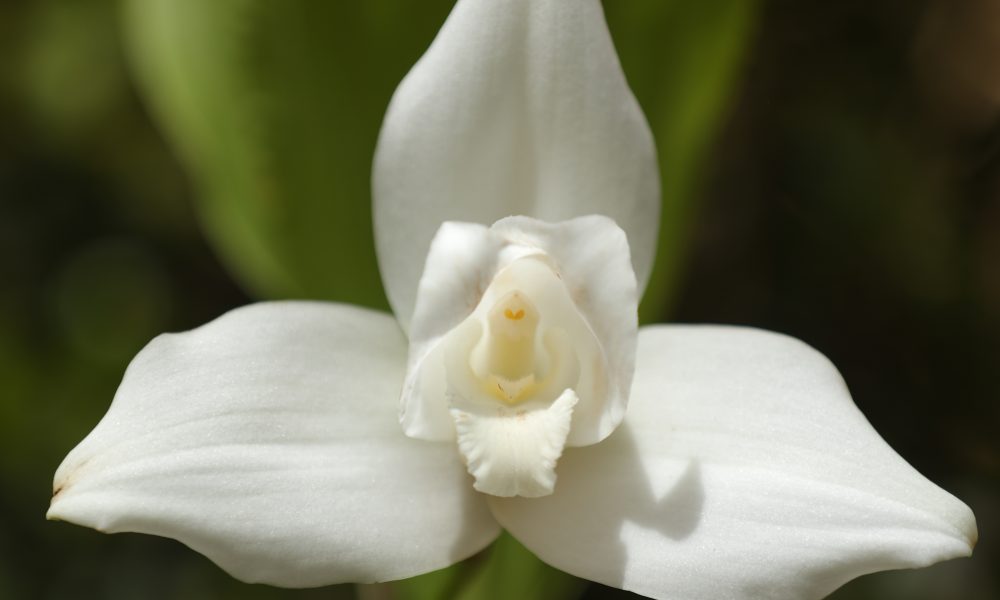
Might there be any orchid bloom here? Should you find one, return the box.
[49,0,976,598]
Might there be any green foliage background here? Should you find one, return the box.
[0,0,996,598]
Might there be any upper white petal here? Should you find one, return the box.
[373,0,659,329]
[48,302,499,587]
[490,325,977,600]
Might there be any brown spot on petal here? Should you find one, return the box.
[51,457,91,502]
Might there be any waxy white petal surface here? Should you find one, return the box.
[48,302,500,587]
[490,325,977,600]
[373,0,659,331]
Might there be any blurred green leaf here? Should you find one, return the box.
[604,0,760,322]
[48,237,172,365]
[379,562,466,600]
[18,0,124,141]
[385,533,582,600]
[122,0,757,316]
[452,533,582,600]
[121,0,454,308]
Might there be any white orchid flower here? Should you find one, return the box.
[49,0,976,598]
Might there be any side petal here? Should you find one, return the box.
[490,325,977,600]
[48,302,499,587]
[401,221,505,441]
[372,0,660,329]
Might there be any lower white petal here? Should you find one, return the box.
[452,390,578,498]
[48,302,499,587]
[490,325,977,600]
[373,0,660,330]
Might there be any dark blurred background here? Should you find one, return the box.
[0,0,996,598]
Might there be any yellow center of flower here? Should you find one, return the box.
[443,259,581,412]
[474,291,541,404]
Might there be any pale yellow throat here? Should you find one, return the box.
[473,290,542,404]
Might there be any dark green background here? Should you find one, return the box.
[1,0,996,598]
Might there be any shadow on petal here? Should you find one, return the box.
[490,422,705,590]
[637,455,704,541]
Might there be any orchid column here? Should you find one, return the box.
[50,1,976,599]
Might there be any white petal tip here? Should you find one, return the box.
[959,510,979,555]
[48,463,83,520]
